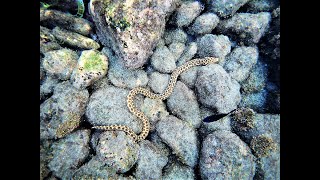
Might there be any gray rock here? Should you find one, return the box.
[135,140,168,179]
[52,27,100,50]
[40,26,61,54]
[241,60,268,94]
[224,46,259,82]
[245,0,280,13]
[167,81,201,128]
[168,42,185,62]
[148,71,170,94]
[205,0,250,18]
[156,115,199,167]
[71,49,108,89]
[151,46,176,73]
[199,116,232,139]
[40,75,60,100]
[86,86,143,133]
[40,140,53,180]
[162,161,194,180]
[200,130,256,179]
[40,81,89,139]
[176,42,198,66]
[173,1,203,27]
[96,131,139,173]
[217,12,271,45]
[239,88,267,113]
[73,156,117,179]
[179,66,198,89]
[103,48,149,89]
[195,64,241,114]
[255,150,280,180]
[42,48,79,80]
[149,133,171,157]
[89,0,181,69]
[188,13,219,35]
[196,34,231,59]
[48,130,91,179]
[199,106,216,120]
[164,28,188,45]
[40,9,92,36]
[141,98,169,131]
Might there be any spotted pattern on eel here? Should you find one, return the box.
[92,57,219,142]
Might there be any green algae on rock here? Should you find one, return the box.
[89,0,181,69]
[71,49,108,89]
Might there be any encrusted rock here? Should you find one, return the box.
[195,64,241,114]
[148,71,170,94]
[103,48,149,89]
[164,28,188,45]
[239,88,268,113]
[196,34,231,60]
[96,131,139,173]
[156,115,199,167]
[244,0,280,13]
[176,42,198,66]
[89,0,181,69]
[40,26,61,54]
[40,75,60,100]
[151,45,176,73]
[223,46,259,82]
[188,13,219,35]
[168,42,185,62]
[167,81,201,128]
[162,161,194,180]
[200,130,256,179]
[40,81,89,139]
[172,1,203,27]
[241,60,268,94]
[205,0,250,18]
[86,86,143,133]
[48,130,90,179]
[42,48,79,80]
[40,9,92,36]
[71,49,108,89]
[141,98,169,131]
[135,140,168,179]
[199,115,232,139]
[52,27,100,50]
[217,12,271,45]
[179,66,198,89]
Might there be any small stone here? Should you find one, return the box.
[151,46,176,73]
[196,34,231,59]
[164,28,188,45]
[103,47,149,89]
[141,97,169,131]
[162,161,195,180]
[156,115,199,167]
[205,0,250,18]
[71,49,108,89]
[173,1,203,27]
[86,86,143,134]
[135,140,168,179]
[148,71,170,94]
[42,48,79,80]
[188,13,219,35]
[195,64,241,114]
[48,130,90,179]
[168,42,185,62]
[217,12,271,45]
[177,42,198,66]
[223,46,259,82]
[167,81,201,128]
[200,130,256,179]
[96,131,139,173]
[52,27,100,50]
